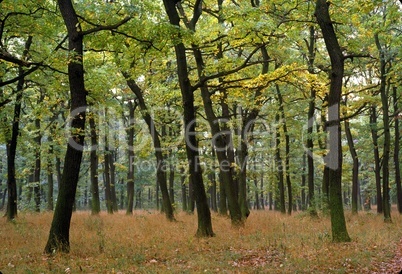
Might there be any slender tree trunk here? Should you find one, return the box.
[393,86,402,214]
[33,117,41,212]
[260,171,265,210]
[47,150,54,211]
[181,168,188,212]
[169,160,175,205]
[275,113,286,214]
[6,36,32,220]
[375,33,391,223]
[89,114,100,215]
[126,101,135,214]
[104,133,113,214]
[306,25,317,216]
[370,106,383,213]
[344,118,359,214]
[109,149,118,211]
[301,152,307,211]
[315,0,350,242]
[45,0,87,253]
[163,0,214,236]
[192,46,243,226]
[124,76,174,221]
[275,84,292,215]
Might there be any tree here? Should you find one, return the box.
[162,0,214,237]
[315,0,350,242]
[45,0,130,253]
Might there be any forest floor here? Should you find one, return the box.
[1,209,402,273]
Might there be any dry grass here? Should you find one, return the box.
[1,209,402,273]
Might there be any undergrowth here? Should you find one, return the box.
[0,210,401,273]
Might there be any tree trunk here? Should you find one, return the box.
[315,0,350,242]
[192,46,243,226]
[275,84,292,215]
[301,152,307,211]
[370,106,383,214]
[47,148,54,211]
[33,117,41,212]
[104,130,114,214]
[45,0,87,253]
[126,101,135,215]
[393,86,402,214]
[344,118,359,214]
[124,76,174,221]
[109,149,118,211]
[181,168,188,212]
[375,33,392,223]
[306,25,317,216]
[275,113,286,214]
[89,114,100,215]
[6,36,32,220]
[218,172,227,215]
[163,0,214,237]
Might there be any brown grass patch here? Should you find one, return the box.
[0,210,401,273]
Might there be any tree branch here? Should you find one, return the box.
[80,16,131,36]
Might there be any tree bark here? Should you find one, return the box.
[33,117,41,212]
[45,0,87,253]
[126,101,135,215]
[47,146,54,211]
[6,36,32,220]
[89,114,100,215]
[393,86,402,214]
[275,84,292,215]
[315,0,351,242]
[163,0,214,236]
[344,118,359,214]
[306,26,317,216]
[275,113,286,214]
[370,106,383,214]
[124,76,174,221]
[375,33,392,223]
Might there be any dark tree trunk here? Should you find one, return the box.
[192,46,243,226]
[109,149,118,211]
[275,113,286,214]
[6,36,32,220]
[218,172,227,215]
[370,106,383,214]
[104,132,114,214]
[260,171,265,210]
[169,161,175,205]
[306,26,317,216]
[301,152,307,211]
[124,76,174,221]
[45,0,87,253]
[163,0,214,236]
[47,149,54,211]
[33,117,41,212]
[55,156,62,189]
[393,86,402,214]
[208,171,218,212]
[275,84,292,215]
[375,33,392,223]
[89,114,100,215]
[126,101,135,215]
[315,0,350,242]
[181,168,188,212]
[6,84,21,220]
[344,117,359,214]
